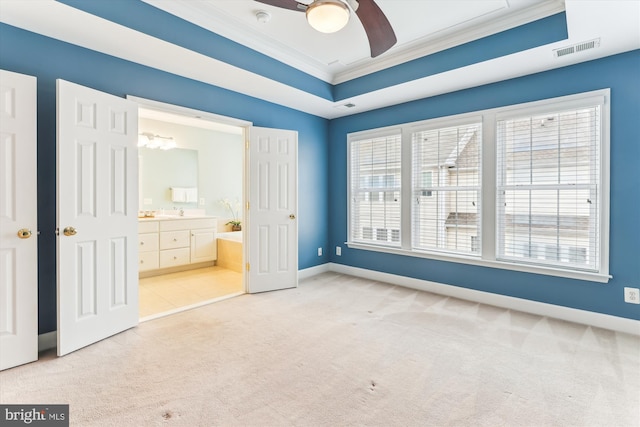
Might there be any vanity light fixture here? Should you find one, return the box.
[306,0,349,34]
[138,132,176,150]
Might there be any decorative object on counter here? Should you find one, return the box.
[220,198,242,231]
[139,211,156,218]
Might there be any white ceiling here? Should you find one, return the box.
[1,0,639,120]
[142,0,565,83]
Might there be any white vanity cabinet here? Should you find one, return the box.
[191,228,217,263]
[138,217,217,275]
[138,221,159,272]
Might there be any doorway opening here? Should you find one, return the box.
[131,98,251,321]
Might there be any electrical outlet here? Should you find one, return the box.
[624,287,640,304]
[199,197,205,206]
[317,247,322,256]
[336,246,342,256]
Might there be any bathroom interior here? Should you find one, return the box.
[137,108,245,320]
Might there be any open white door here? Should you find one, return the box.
[57,80,138,356]
[0,70,38,370]
[248,127,298,293]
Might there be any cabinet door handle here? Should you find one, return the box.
[140,241,144,245]
[173,238,177,242]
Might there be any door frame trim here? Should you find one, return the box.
[127,96,253,129]
[127,95,253,294]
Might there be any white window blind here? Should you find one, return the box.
[411,123,482,255]
[346,90,609,282]
[496,105,601,271]
[350,133,402,246]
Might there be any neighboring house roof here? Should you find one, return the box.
[507,214,590,231]
[444,213,589,231]
[445,212,478,227]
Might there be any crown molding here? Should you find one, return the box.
[332,0,566,84]
[142,0,566,85]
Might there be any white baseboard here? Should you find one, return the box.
[38,331,57,352]
[299,263,331,280]
[327,263,640,336]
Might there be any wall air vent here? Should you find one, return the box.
[553,38,600,58]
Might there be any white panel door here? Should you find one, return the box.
[57,79,138,356]
[248,127,298,293]
[0,70,38,370]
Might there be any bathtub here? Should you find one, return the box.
[217,232,243,273]
[217,231,243,242]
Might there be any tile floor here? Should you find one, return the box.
[139,266,244,318]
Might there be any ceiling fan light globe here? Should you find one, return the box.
[306,0,349,34]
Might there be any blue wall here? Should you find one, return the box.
[329,50,640,321]
[0,23,330,334]
[1,18,638,335]
[57,0,334,101]
[334,12,568,100]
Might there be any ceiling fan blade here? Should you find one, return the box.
[354,0,397,57]
[254,0,306,12]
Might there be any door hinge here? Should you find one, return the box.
[245,139,249,150]
[246,262,250,272]
[246,201,250,210]
[55,227,59,236]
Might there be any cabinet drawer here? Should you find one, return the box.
[159,248,190,268]
[139,233,159,253]
[139,251,159,272]
[160,230,190,250]
[138,220,159,233]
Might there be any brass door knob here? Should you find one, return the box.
[289,214,296,220]
[63,226,77,236]
[17,228,32,239]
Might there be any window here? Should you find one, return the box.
[411,122,481,255]
[496,104,602,272]
[347,90,610,282]
[350,132,401,246]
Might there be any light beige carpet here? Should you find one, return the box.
[1,272,639,426]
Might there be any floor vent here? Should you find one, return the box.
[554,38,600,58]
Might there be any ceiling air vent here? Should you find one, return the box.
[334,102,357,111]
[554,38,600,58]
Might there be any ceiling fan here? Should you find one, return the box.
[254,0,397,58]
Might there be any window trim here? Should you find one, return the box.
[346,90,611,283]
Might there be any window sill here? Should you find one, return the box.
[345,242,611,283]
